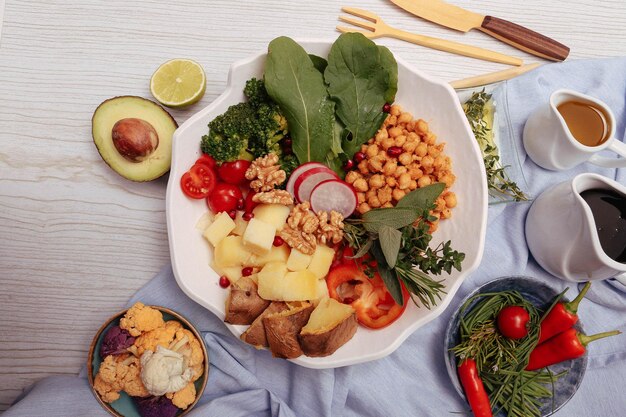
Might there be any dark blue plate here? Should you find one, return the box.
[444,276,587,417]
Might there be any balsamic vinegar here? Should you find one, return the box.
[580,188,626,263]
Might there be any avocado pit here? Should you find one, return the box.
[112,118,159,162]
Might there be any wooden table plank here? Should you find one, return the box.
[1,0,626,411]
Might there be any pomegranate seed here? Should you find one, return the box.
[387,146,402,157]
[228,210,236,219]
[273,236,284,246]
[382,103,391,113]
[243,212,254,221]
[283,146,293,156]
[219,276,230,288]
[354,151,366,163]
[342,159,355,171]
[236,198,244,210]
[283,137,292,147]
[242,267,253,277]
[343,297,354,304]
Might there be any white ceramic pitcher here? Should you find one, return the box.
[526,173,626,284]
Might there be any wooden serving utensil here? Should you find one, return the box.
[450,63,542,89]
[338,7,522,66]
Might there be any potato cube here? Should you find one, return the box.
[312,279,330,306]
[195,212,213,231]
[258,268,318,301]
[307,245,336,279]
[214,235,252,267]
[248,244,290,267]
[287,249,313,271]
[203,211,236,247]
[221,266,243,284]
[242,218,276,255]
[252,204,291,231]
[232,211,248,236]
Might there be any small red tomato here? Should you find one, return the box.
[218,160,251,185]
[497,306,530,340]
[180,163,217,199]
[196,154,217,170]
[206,183,243,213]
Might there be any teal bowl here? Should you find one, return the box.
[87,306,209,417]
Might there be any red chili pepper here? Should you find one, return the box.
[458,359,493,417]
[526,328,621,371]
[538,282,591,344]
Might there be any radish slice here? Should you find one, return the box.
[310,179,358,217]
[294,167,338,203]
[286,162,330,197]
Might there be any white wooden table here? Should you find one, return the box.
[1,0,625,410]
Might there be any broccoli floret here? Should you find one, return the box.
[279,153,299,181]
[201,102,255,162]
[244,77,271,106]
[248,102,288,158]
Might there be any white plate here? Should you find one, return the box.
[166,39,488,369]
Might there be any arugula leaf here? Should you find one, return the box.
[379,226,402,268]
[265,37,335,164]
[396,183,446,210]
[361,207,418,233]
[371,241,404,305]
[324,33,398,156]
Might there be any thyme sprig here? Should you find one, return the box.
[463,91,528,202]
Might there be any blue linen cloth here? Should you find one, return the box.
[5,58,626,417]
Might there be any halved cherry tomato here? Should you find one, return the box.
[218,160,251,185]
[207,182,243,213]
[196,154,217,170]
[326,263,409,329]
[180,163,217,199]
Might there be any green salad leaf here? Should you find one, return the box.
[308,54,328,73]
[324,33,398,156]
[264,37,335,164]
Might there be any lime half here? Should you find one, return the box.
[150,59,206,108]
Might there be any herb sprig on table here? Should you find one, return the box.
[344,183,465,308]
[452,290,566,417]
[463,91,528,202]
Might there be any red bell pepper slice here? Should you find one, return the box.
[326,263,408,329]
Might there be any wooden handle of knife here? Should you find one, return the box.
[479,16,570,61]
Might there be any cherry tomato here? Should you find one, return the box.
[326,263,409,329]
[497,305,530,340]
[217,160,251,185]
[206,182,243,213]
[196,154,217,170]
[244,190,258,213]
[180,163,217,199]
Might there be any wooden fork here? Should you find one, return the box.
[338,7,522,66]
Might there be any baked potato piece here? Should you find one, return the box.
[263,302,314,359]
[224,276,270,325]
[299,297,357,357]
[240,301,288,348]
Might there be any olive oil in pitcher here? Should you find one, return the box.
[557,100,610,147]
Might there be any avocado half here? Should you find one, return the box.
[92,96,178,182]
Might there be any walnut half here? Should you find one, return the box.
[245,153,286,192]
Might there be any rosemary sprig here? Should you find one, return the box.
[463,91,528,202]
[451,291,565,417]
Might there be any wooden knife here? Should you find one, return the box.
[389,0,569,61]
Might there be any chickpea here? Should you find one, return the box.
[398,152,412,166]
[398,173,411,190]
[375,129,388,141]
[390,104,402,116]
[403,140,418,153]
[444,192,457,208]
[353,178,368,192]
[441,208,452,219]
[345,170,361,184]
[416,119,429,134]
[377,186,392,205]
[429,220,439,234]
[395,135,407,147]
[381,137,395,150]
[421,155,434,169]
[394,166,408,178]
[386,115,397,126]
[358,160,369,175]
[406,120,417,132]
[416,142,428,157]
[368,156,384,172]
[365,189,377,200]
[388,126,403,138]
[383,160,397,177]
[418,175,432,188]
[408,180,417,190]
[366,144,380,158]
[383,202,394,208]
[398,112,413,124]
[433,155,446,170]
[356,192,366,204]
[440,173,456,187]
[435,197,446,211]
[358,203,371,214]
[408,165,423,180]
[368,195,381,208]
[369,174,385,189]
[386,176,397,187]
[392,188,406,201]
[425,132,437,145]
